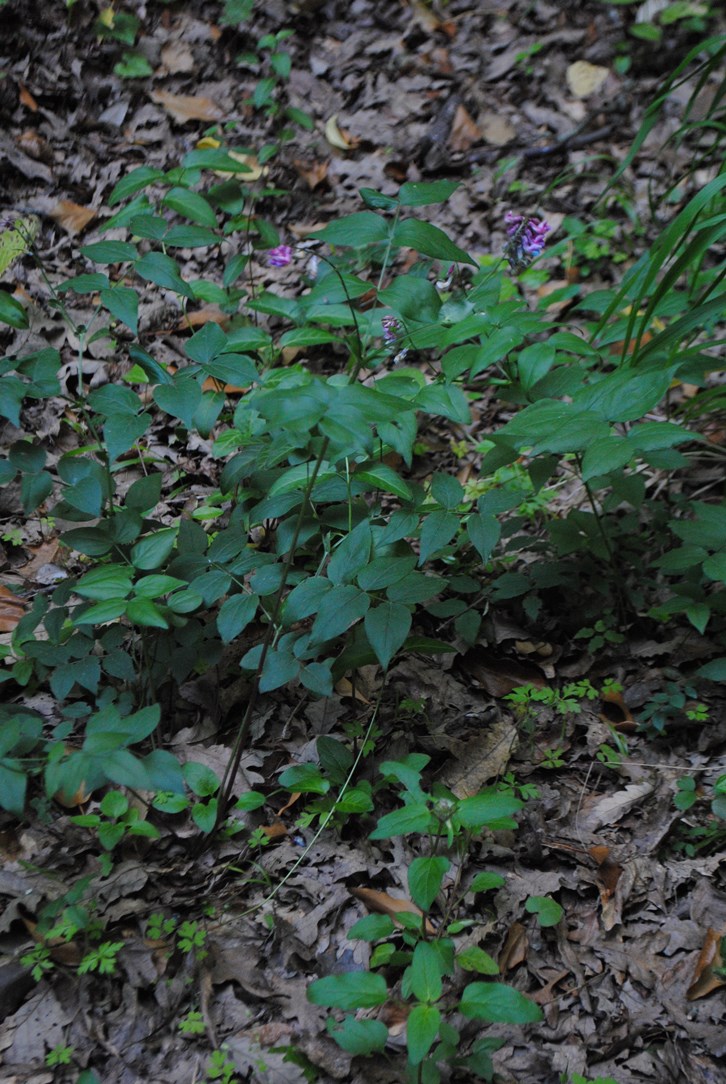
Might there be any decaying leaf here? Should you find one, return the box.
[579,781,654,832]
[449,104,482,152]
[566,60,609,99]
[687,928,726,1000]
[294,159,329,190]
[599,688,637,732]
[150,90,223,123]
[442,715,519,797]
[324,114,359,151]
[0,585,26,632]
[349,886,436,935]
[461,646,547,697]
[49,200,96,235]
[498,921,528,971]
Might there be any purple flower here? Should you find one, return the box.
[504,212,551,271]
[267,245,294,267]
[382,315,402,348]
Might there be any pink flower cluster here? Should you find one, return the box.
[504,211,551,271]
[267,245,294,267]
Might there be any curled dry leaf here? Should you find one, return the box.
[49,200,96,236]
[324,114,359,152]
[460,646,547,697]
[599,688,637,732]
[498,921,528,971]
[349,886,436,935]
[150,90,223,123]
[0,585,26,632]
[687,927,726,1001]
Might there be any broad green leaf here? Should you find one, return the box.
[76,566,133,601]
[60,527,113,557]
[0,291,28,329]
[525,895,564,927]
[134,251,195,299]
[308,971,388,1010]
[100,287,139,333]
[0,760,27,815]
[326,1016,388,1056]
[162,187,218,228]
[73,599,127,625]
[154,376,202,429]
[364,601,412,669]
[133,574,187,598]
[282,577,331,625]
[317,735,353,785]
[125,597,169,628]
[460,982,542,1024]
[431,472,464,510]
[697,658,726,681]
[414,383,471,423]
[216,593,258,642]
[354,464,413,501]
[393,219,476,266]
[457,945,500,974]
[467,513,500,563]
[406,1004,441,1066]
[470,871,506,894]
[130,528,177,570]
[80,241,138,263]
[418,510,459,564]
[369,801,431,839]
[327,520,372,585]
[347,914,396,941]
[398,180,459,206]
[311,212,390,248]
[410,941,443,1003]
[456,790,522,830]
[311,585,370,644]
[408,856,450,911]
[108,166,165,205]
[358,555,418,592]
[278,762,329,795]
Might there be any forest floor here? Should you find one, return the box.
[0,1,725,1083]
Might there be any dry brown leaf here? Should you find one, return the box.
[599,688,637,732]
[461,646,547,697]
[478,111,515,147]
[49,200,96,236]
[579,781,654,832]
[324,114,359,151]
[498,921,528,971]
[175,307,230,331]
[687,927,726,1000]
[18,83,38,111]
[448,104,481,152]
[150,90,223,123]
[17,129,51,162]
[293,158,329,190]
[566,60,609,99]
[0,585,26,632]
[260,822,288,841]
[160,41,195,74]
[442,715,519,798]
[349,887,436,935]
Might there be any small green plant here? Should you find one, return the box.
[307,757,542,1078]
[206,1047,239,1083]
[77,940,124,976]
[145,913,208,961]
[178,1009,206,1037]
[21,944,54,982]
[638,679,708,735]
[45,1042,75,1067]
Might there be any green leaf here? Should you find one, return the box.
[134,574,187,598]
[278,762,329,795]
[327,520,373,585]
[0,291,28,329]
[408,856,450,911]
[162,187,218,228]
[406,1004,441,1066]
[457,945,500,974]
[460,982,542,1024]
[410,941,443,1003]
[414,383,471,423]
[308,971,388,1010]
[456,790,522,830]
[697,658,726,681]
[467,513,501,563]
[0,760,27,815]
[76,566,133,601]
[418,510,459,564]
[354,464,413,501]
[326,1016,388,1056]
[310,212,390,248]
[347,914,396,941]
[311,585,370,643]
[130,528,177,570]
[398,180,459,206]
[60,527,113,557]
[108,166,165,206]
[134,251,195,299]
[216,593,258,643]
[470,871,506,894]
[358,555,418,592]
[282,577,331,625]
[525,895,563,927]
[103,412,150,463]
[125,597,169,629]
[317,735,353,785]
[100,287,139,333]
[369,801,431,839]
[431,472,464,510]
[392,219,476,266]
[74,598,128,625]
[80,241,138,263]
[364,601,412,669]
[154,376,202,429]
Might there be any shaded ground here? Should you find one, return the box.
[1,2,725,1083]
